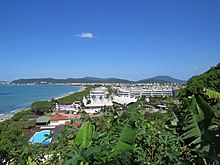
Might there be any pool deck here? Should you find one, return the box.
[29,130,51,144]
[25,125,65,145]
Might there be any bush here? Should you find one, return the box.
[31,101,54,115]
[11,109,35,121]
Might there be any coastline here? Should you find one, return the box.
[53,86,85,100]
[0,86,85,123]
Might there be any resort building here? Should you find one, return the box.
[89,87,107,98]
[50,114,70,126]
[83,96,113,113]
[82,87,113,113]
[141,88,173,96]
[36,116,51,125]
[56,102,81,114]
[130,88,142,97]
[113,96,137,105]
[116,86,173,97]
[117,88,131,97]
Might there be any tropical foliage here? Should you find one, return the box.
[167,92,220,164]
[179,62,220,97]
[17,101,193,165]
[169,62,220,164]
[31,101,54,115]
[0,120,28,164]
[0,63,220,164]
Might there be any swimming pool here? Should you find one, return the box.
[29,130,52,144]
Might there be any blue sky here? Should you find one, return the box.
[0,0,219,81]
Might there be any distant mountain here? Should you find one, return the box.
[0,81,10,84]
[11,76,186,84]
[103,78,134,83]
[11,78,66,84]
[138,76,187,84]
[11,77,133,84]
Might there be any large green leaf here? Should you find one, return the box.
[191,96,204,123]
[112,121,138,155]
[75,123,94,148]
[204,88,220,101]
[170,112,179,126]
[195,95,215,130]
[181,107,202,147]
[181,95,215,147]
[109,101,139,158]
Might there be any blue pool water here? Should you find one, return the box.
[29,130,51,144]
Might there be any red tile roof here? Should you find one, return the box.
[64,114,82,119]
[89,114,102,118]
[50,114,69,121]
[64,102,73,105]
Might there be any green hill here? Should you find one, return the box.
[11,76,186,84]
[11,77,133,84]
[184,62,220,95]
[138,76,186,84]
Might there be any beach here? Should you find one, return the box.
[0,107,31,122]
[0,85,85,122]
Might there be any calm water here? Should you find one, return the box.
[0,85,80,115]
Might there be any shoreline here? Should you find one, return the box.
[0,86,85,122]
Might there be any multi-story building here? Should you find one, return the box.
[141,88,173,96]
[117,88,131,97]
[117,86,173,97]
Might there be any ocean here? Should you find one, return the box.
[0,85,80,115]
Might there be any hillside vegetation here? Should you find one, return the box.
[184,62,220,95]
[0,63,219,164]
[11,76,186,84]
[138,75,187,84]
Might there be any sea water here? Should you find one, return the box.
[0,85,80,115]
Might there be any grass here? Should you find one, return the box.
[56,86,92,104]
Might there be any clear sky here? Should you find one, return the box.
[0,0,219,81]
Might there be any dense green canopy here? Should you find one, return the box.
[186,62,220,95]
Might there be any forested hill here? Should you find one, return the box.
[138,76,187,84]
[184,62,220,95]
[11,77,133,84]
[11,76,186,84]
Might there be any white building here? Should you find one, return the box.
[116,86,173,97]
[130,88,142,97]
[89,87,108,98]
[58,102,81,113]
[83,96,113,108]
[49,114,70,126]
[117,88,131,97]
[141,88,173,96]
[113,96,137,105]
[83,87,113,113]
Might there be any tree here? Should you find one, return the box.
[0,121,28,164]
[182,62,220,97]
[31,101,54,115]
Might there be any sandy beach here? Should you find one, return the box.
[0,107,31,122]
[0,86,85,123]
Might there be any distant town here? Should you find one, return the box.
[0,75,187,85]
